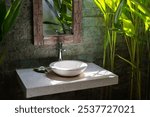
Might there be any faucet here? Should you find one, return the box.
[57,40,65,61]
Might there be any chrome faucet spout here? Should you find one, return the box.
[57,41,63,61]
[58,49,62,61]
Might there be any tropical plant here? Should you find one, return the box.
[114,0,150,99]
[94,0,122,99]
[94,0,150,99]
[0,0,22,64]
[94,0,122,72]
[0,0,22,41]
[43,0,72,34]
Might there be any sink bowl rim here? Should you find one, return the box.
[49,60,88,77]
[49,60,88,71]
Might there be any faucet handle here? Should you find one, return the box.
[63,48,66,52]
[57,40,66,51]
[57,37,63,47]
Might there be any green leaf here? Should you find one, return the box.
[63,0,72,11]
[2,0,22,35]
[60,1,67,20]
[131,0,150,17]
[0,0,6,27]
[117,54,137,68]
[53,0,61,12]
[144,16,150,31]
[0,0,7,41]
[114,0,126,25]
[120,13,135,37]
[105,0,121,12]
[126,0,150,31]
[127,0,132,10]
[62,14,72,21]
[94,0,106,14]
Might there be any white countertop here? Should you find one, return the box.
[16,63,118,98]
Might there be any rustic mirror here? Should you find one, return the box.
[33,0,82,45]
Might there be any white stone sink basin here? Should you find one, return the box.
[49,60,88,77]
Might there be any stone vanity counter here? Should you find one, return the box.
[16,63,118,98]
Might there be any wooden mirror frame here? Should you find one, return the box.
[33,0,82,45]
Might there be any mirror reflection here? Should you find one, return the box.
[43,0,73,36]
